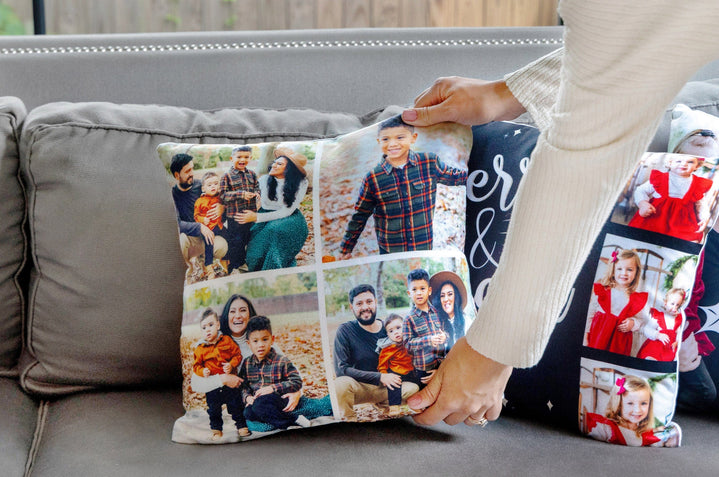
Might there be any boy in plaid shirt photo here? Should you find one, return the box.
[402,268,448,386]
[239,315,311,430]
[339,115,467,258]
[220,145,259,273]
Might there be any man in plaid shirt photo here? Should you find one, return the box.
[339,115,467,258]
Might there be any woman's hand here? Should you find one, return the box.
[408,337,512,426]
[282,390,303,412]
[401,78,525,127]
[235,210,257,224]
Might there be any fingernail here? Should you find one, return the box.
[402,109,418,122]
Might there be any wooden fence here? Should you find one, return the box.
[3,0,558,35]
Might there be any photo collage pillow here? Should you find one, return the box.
[467,105,719,447]
[157,116,475,443]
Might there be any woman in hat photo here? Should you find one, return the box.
[236,146,310,271]
[430,271,469,350]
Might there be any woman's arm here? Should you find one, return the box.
[408,0,719,426]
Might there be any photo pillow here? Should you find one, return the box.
[466,113,719,447]
[667,104,719,413]
[157,116,476,443]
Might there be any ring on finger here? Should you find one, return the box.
[466,416,488,427]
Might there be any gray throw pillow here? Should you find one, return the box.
[0,97,27,376]
[18,101,381,396]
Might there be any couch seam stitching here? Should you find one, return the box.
[25,122,337,141]
[24,400,49,477]
[22,126,43,360]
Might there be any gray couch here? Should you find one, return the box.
[1,27,717,477]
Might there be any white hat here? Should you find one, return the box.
[668,103,719,156]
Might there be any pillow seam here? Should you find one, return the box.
[24,122,338,141]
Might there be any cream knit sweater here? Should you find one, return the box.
[464,0,719,368]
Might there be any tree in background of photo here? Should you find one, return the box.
[0,3,25,35]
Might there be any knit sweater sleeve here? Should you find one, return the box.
[504,47,563,132]
[464,0,719,368]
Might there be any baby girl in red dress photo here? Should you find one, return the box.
[627,103,719,242]
[637,288,687,362]
[628,154,712,242]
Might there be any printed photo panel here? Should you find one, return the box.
[323,253,474,422]
[157,141,318,284]
[583,234,696,361]
[579,358,681,447]
[318,117,471,260]
[612,152,719,244]
[173,269,332,443]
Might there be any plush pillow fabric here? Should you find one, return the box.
[0,97,27,376]
[466,118,717,446]
[648,79,719,153]
[158,119,476,443]
[17,101,388,396]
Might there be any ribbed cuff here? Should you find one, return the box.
[504,48,563,132]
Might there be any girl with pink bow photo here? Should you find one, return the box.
[585,249,649,356]
[585,375,680,447]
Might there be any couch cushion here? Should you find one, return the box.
[0,377,38,477]
[18,101,384,397]
[0,97,27,376]
[24,386,719,477]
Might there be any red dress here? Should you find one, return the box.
[637,308,681,361]
[585,413,660,446]
[586,284,648,356]
[628,169,712,242]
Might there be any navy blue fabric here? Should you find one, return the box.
[465,121,584,428]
